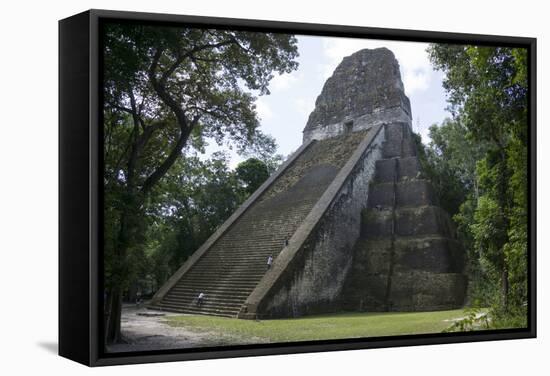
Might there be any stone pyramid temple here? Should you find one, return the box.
[149,48,467,319]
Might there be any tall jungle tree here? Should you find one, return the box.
[428,45,528,321]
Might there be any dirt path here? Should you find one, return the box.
[106,304,266,353]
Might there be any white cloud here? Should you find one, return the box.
[320,37,433,95]
[255,97,273,121]
[269,71,300,91]
[415,121,432,145]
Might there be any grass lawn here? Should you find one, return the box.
[164,309,474,343]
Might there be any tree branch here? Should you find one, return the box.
[159,38,239,84]
[142,37,243,194]
[141,122,193,194]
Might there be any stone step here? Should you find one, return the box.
[175,282,259,291]
[159,305,241,317]
[344,274,389,311]
[172,285,258,294]
[392,236,464,273]
[162,299,244,311]
[211,236,283,243]
[381,123,416,159]
[400,141,416,158]
[193,252,277,259]
[230,220,305,228]
[184,268,265,277]
[180,275,263,284]
[366,182,395,209]
[387,271,467,311]
[196,259,274,266]
[192,257,275,265]
[374,156,423,183]
[395,180,438,207]
[188,260,269,268]
[382,142,416,159]
[398,157,423,181]
[164,294,245,306]
[179,274,264,282]
[167,286,253,299]
[185,267,267,276]
[382,123,406,158]
[374,158,398,183]
[196,257,276,265]
[154,302,239,317]
[345,271,466,312]
[208,246,284,252]
[352,236,464,274]
[183,276,264,284]
[189,261,267,268]
[395,206,455,238]
[222,229,301,236]
[361,209,393,238]
[212,246,282,251]
[209,248,286,255]
[178,280,259,288]
[166,292,250,304]
[220,228,299,235]
[367,179,438,209]
[191,262,272,270]
[350,239,393,275]
[361,206,455,239]
[173,280,260,290]
[166,297,249,308]
[207,246,282,253]
[221,228,301,236]
[237,211,312,219]
[210,242,289,250]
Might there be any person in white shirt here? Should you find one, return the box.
[266,254,273,271]
[197,292,205,307]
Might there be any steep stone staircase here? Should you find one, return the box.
[150,131,368,317]
[344,122,466,311]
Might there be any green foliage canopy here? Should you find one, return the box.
[427,44,528,327]
[235,158,271,195]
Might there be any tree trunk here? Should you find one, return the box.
[105,203,133,344]
[496,145,511,312]
[105,285,123,344]
[501,267,509,311]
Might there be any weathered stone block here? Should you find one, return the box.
[382,123,405,158]
[353,239,393,274]
[374,158,397,183]
[400,137,417,158]
[395,179,438,207]
[356,275,390,311]
[388,272,467,311]
[398,157,422,180]
[367,182,394,209]
[395,206,455,238]
[393,237,464,273]
[361,209,393,238]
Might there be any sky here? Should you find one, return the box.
[204,35,452,168]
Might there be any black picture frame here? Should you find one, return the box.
[59,8,537,367]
